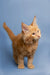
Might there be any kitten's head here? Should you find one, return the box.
[21,16,41,44]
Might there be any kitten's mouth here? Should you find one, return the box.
[37,36,40,39]
[33,36,41,41]
[36,35,41,39]
[37,35,40,38]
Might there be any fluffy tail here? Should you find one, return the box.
[3,22,15,41]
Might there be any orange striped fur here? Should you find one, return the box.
[3,16,41,69]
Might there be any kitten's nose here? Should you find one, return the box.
[38,35,40,38]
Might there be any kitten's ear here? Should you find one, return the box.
[21,22,29,33]
[31,16,36,26]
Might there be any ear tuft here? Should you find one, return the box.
[31,16,37,26]
[33,16,36,24]
[21,22,24,26]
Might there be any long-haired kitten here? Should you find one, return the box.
[3,16,41,69]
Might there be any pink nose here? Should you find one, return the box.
[38,36,40,38]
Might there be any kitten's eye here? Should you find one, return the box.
[37,30,39,33]
[32,33,35,35]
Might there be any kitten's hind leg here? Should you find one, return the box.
[13,47,18,64]
[13,55,18,64]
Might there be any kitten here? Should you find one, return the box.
[3,16,41,69]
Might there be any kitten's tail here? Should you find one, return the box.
[3,22,15,41]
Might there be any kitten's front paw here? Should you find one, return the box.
[28,64,35,69]
[18,64,25,69]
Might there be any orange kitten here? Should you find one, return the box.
[3,16,41,69]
